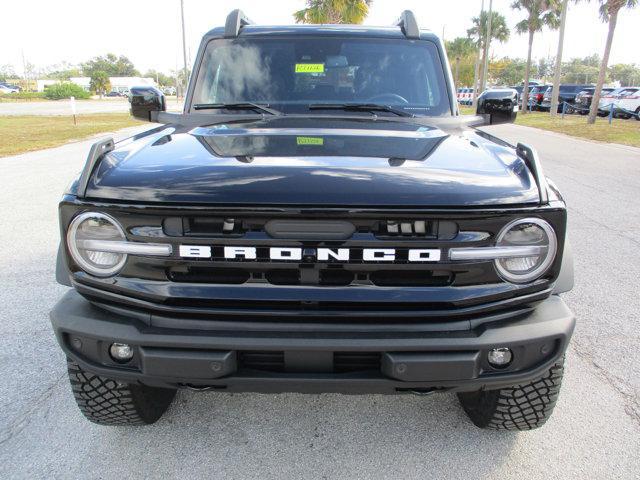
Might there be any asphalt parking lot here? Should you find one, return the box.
[0,124,639,479]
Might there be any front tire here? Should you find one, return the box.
[457,358,565,430]
[67,359,176,426]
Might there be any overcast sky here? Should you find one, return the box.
[1,0,638,76]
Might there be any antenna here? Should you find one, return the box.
[395,10,420,39]
[224,9,253,38]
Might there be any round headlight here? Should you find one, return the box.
[67,212,127,277]
[494,218,557,283]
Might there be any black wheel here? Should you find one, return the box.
[635,107,640,121]
[457,358,565,431]
[66,359,176,426]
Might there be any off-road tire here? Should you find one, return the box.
[67,359,176,426]
[634,107,640,121]
[457,357,565,431]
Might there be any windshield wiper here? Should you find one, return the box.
[193,102,283,115]
[308,103,415,117]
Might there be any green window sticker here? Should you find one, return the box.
[296,136,324,146]
[295,63,325,73]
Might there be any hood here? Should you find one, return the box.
[86,117,539,207]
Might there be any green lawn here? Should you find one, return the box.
[0,113,143,157]
[460,106,639,147]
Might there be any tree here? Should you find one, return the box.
[467,11,510,93]
[561,55,601,82]
[89,71,111,97]
[609,63,640,86]
[446,37,476,87]
[489,57,532,85]
[0,64,16,81]
[537,56,555,80]
[144,70,176,87]
[294,0,372,24]
[550,0,568,114]
[82,54,139,78]
[512,1,562,113]
[45,61,82,81]
[588,0,638,124]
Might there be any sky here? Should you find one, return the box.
[1,0,638,76]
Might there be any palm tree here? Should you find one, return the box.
[512,1,562,113]
[467,11,510,96]
[549,0,570,115]
[294,0,372,24]
[446,37,476,87]
[587,0,638,123]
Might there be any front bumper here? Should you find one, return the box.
[50,290,575,394]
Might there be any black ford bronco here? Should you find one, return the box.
[50,10,575,430]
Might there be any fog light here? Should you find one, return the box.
[109,343,134,362]
[488,347,513,368]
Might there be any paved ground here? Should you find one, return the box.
[0,98,183,115]
[0,124,639,479]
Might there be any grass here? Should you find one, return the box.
[513,111,639,147]
[0,113,143,157]
[460,105,639,147]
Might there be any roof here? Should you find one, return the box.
[203,24,437,42]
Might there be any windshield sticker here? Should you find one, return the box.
[296,136,324,146]
[295,63,325,74]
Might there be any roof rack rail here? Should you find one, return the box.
[77,137,114,198]
[395,10,420,39]
[224,9,253,38]
[516,143,549,205]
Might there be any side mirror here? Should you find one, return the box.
[129,86,166,122]
[476,88,518,125]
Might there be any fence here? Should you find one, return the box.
[526,99,639,123]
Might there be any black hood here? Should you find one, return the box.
[86,117,539,207]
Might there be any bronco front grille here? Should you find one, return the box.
[62,203,566,320]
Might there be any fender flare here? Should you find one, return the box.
[553,240,574,294]
[56,242,72,287]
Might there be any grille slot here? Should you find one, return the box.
[238,351,381,374]
[239,351,285,372]
[167,267,454,287]
[163,217,246,237]
[370,270,452,287]
[319,269,354,286]
[168,267,250,284]
[379,220,457,239]
[265,269,300,285]
[334,352,381,373]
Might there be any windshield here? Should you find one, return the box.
[190,36,450,116]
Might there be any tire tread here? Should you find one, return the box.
[457,358,565,431]
[66,359,175,426]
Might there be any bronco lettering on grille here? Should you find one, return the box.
[179,246,441,262]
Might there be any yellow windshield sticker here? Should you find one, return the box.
[295,63,325,73]
[297,136,324,146]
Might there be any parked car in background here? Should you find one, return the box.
[0,82,21,92]
[509,85,524,104]
[527,85,551,111]
[105,91,127,97]
[574,87,615,114]
[162,86,177,96]
[540,84,592,113]
[598,87,640,119]
[0,84,19,94]
[614,87,640,120]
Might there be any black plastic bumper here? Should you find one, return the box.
[50,290,575,394]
